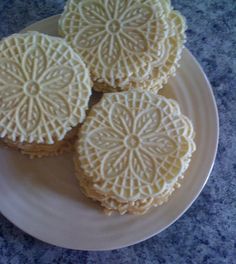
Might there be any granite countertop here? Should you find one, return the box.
[0,0,235,263]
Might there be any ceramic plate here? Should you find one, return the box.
[0,15,219,250]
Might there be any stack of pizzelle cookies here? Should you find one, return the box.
[0,0,196,215]
[75,90,196,215]
[0,32,92,157]
[59,0,186,93]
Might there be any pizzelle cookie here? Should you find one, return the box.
[59,0,185,92]
[120,10,187,92]
[75,90,196,215]
[0,32,92,157]
[94,9,187,93]
[2,127,78,158]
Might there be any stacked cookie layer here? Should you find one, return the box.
[0,32,92,157]
[75,90,196,215]
[59,0,186,93]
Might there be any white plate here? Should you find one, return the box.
[0,15,219,251]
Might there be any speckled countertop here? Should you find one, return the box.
[0,0,235,263]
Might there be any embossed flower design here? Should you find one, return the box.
[75,0,153,66]
[0,46,74,136]
[60,0,168,85]
[87,103,178,197]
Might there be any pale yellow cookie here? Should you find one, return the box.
[93,10,187,93]
[75,90,196,215]
[78,176,180,215]
[2,126,78,158]
[76,109,195,215]
[59,0,172,90]
[0,32,92,156]
[144,11,187,92]
[76,163,182,215]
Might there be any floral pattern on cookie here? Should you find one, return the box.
[59,0,169,86]
[0,32,91,143]
[78,90,195,201]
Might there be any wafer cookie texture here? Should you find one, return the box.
[0,32,92,145]
[75,90,196,214]
[59,0,186,92]
[59,0,169,88]
[125,10,187,92]
[2,126,78,158]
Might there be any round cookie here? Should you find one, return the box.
[0,32,92,157]
[59,0,171,90]
[75,90,196,215]
[93,10,187,93]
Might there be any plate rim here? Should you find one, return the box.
[0,15,219,251]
